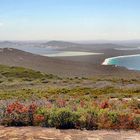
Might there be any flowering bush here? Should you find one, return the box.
[100,100,109,109]
[34,114,45,126]
[1,102,37,126]
[118,113,135,129]
[0,99,139,130]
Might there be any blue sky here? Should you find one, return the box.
[0,0,140,40]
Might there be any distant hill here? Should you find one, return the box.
[45,40,80,46]
[0,41,20,47]
[0,40,128,51]
[42,40,126,51]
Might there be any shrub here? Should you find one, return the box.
[133,116,140,130]
[34,114,45,126]
[1,102,37,126]
[100,100,109,109]
[56,99,67,108]
[108,111,119,124]
[2,102,29,126]
[128,99,140,110]
[118,113,135,129]
[98,109,120,129]
[49,108,79,129]
[74,108,99,130]
[85,109,99,130]
[0,99,139,131]
[36,107,50,126]
[98,109,111,129]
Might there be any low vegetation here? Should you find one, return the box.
[0,99,139,130]
[0,64,59,81]
[0,64,139,130]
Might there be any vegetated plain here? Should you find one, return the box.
[0,64,139,130]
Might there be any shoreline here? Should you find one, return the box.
[102,53,140,66]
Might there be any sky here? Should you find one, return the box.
[0,0,140,41]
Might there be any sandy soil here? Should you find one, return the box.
[0,126,139,140]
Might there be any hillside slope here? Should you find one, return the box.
[0,48,139,77]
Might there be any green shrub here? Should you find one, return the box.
[108,111,119,124]
[49,108,79,129]
[74,108,99,130]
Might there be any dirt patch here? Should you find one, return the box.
[0,126,139,140]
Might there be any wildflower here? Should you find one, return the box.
[34,114,45,122]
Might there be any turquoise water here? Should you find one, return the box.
[102,54,140,70]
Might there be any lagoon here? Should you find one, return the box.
[0,45,102,57]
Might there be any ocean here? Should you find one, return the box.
[102,54,140,71]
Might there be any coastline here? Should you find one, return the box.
[102,53,140,66]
